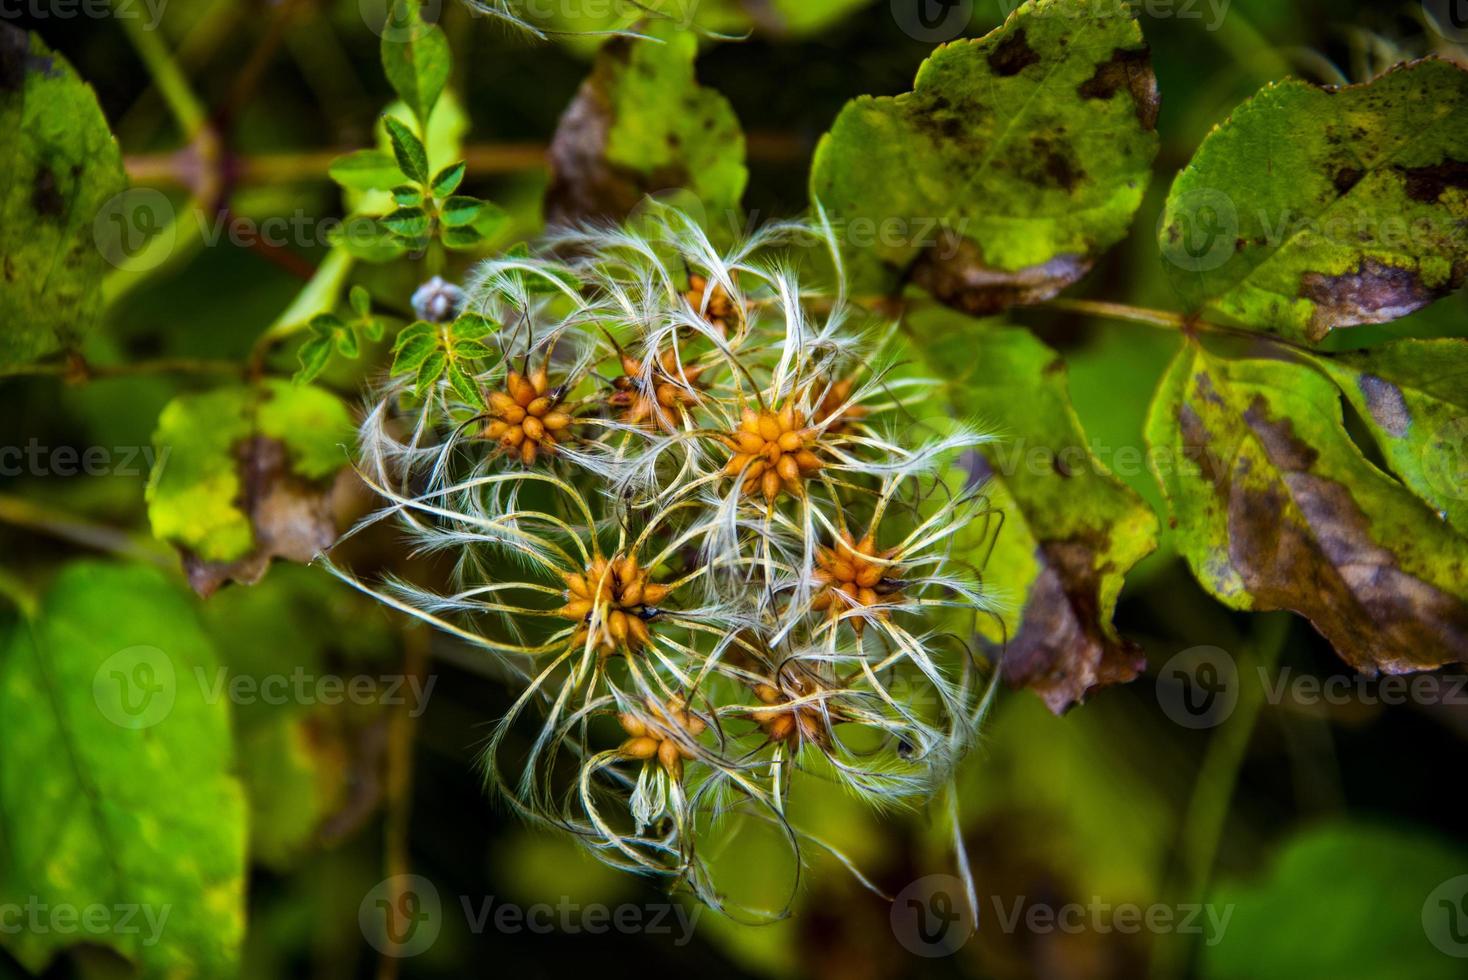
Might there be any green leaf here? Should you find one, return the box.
[1159,59,1468,343]
[0,562,246,976]
[146,382,354,584]
[326,148,402,192]
[330,215,409,262]
[295,334,334,383]
[380,0,451,127]
[393,319,436,353]
[392,183,425,206]
[440,194,483,227]
[913,316,1157,712]
[1204,822,1468,980]
[415,348,448,396]
[1307,339,1468,533]
[451,312,497,342]
[382,205,430,238]
[545,19,748,224]
[335,327,360,358]
[809,0,1159,314]
[445,358,486,409]
[432,160,466,197]
[471,200,510,241]
[442,225,485,250]
[349,284,372,317]
[361,316,387,343]
[1145,342,1468,672]
[383,115,429,186]
[393,322,441,374]
[308,311,345,336]
[0,26,127,367]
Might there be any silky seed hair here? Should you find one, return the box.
[326,206,1003,919]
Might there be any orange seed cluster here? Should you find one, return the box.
[486,365,572,465]
[685,273,741,334]
[811,530,902,636]
[750,679,833,747]
[812,377,868,435]
[722,406,825,502]
[619,697,706,778]
[558,554,670,655]
[609,349,707,429]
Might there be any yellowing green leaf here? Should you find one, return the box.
[0,26,126,366]
[545,20,747,225]
[913,316,1157,711]
[810,0,1158,314]
[1159,59,1468,342]
[0,562,247,976]
[1146,343,1468,672]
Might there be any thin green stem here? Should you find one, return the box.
[0,356,246,382]
[0,494,173,567]
[1149,613,1293,980]
[118,9,208,138]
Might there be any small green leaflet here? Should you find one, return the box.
[295,289,389,383]
[392,314,500,406]
[1159,58,1468,343]
[381,0,451,128]
[810,0,1159,314]
[384,115,429,186]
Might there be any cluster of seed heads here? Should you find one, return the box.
[332,209,1000,917]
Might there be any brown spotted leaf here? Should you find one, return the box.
[810,0,1159,315]
[0,25,126,366]
[1145,343,1468,673]
[1159,59,1468,343]
[914,316,1157,713]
